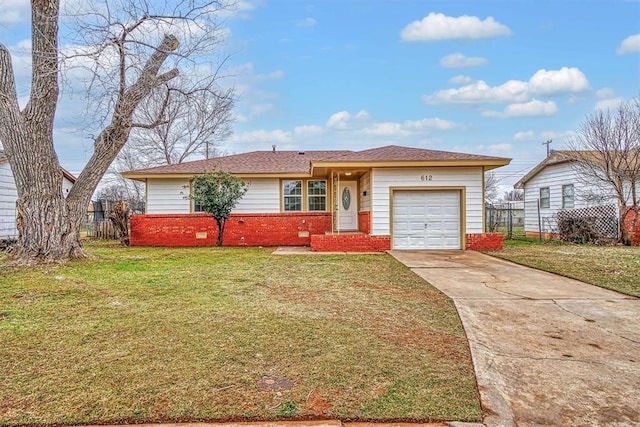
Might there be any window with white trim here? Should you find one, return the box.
[562,184,574,208]
[540,187,550,208]
[307,180,327,211]
[283,180,303,211]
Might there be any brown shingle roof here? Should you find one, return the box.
[320,144,506,162]
[124,145,510,177]
[126,150,353,175]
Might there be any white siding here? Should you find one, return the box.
[371,167,483,236]
[233,178,280,213]
[0,163,18,238]
[146,177,281,214]
[62,177,74,197]
[359,172,370,212]
[146,179,191,213]
[522,163,618,233]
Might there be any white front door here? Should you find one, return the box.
[338,181,358,231]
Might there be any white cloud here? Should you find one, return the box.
[229,129,292,144]
[424,79,529,105]
[513,131,535,140]
[528,67,590,96]
[0,0,29,25]
[449,75,474,85]
[486,143,513,153]
[594,87,624,111]
[326,110,458,138]
[295,17,317,27]
[440,53,488,68]
[217,0,263,20]
[361,122,407,137]
[400,12,512,41]
[482,99,558,118]
[594,97,624,111]
[617,34,640,55]
[326,110,369,129]
[293,125,324,137]
[326,111,352,129]
[249,103,275,117]
[424,67,590,106]
[403,117,458,131]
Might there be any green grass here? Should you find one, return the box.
[0,242,480,425]
[486,240,640,297]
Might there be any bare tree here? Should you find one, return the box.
[128,77,233,165]
[0,0,231,262]
[503,189,524,202]
[567,97,640,245]
[484,171,500,204]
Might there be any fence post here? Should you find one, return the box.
[537,199,542,243]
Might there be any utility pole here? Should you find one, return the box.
[542,139,552,157]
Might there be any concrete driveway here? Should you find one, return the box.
[389,250,640,427]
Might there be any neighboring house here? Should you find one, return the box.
[514,150,631,239]
[0,150,76,239]
[122,145,510,251]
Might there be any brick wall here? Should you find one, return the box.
[358,211,371,234]
[466,233,503,250]
[130,213,332,247]
[623,209,640,246]
[310,233,390,252]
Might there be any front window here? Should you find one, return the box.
[283,180,302,211]
[540,187,550,209]
[562,184,574,208]
[307,180,327,211]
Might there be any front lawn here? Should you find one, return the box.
[0,243,480,425]
[486,240,640,297]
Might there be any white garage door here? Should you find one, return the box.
[393,190,461,250]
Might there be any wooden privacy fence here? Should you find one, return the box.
[86,220,119,240]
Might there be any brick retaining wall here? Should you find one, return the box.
[130,213,332,247]
[466,233,503,250]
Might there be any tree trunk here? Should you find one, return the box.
[0,1,180,263]
[216,217,226,246]
[14,193,87,262]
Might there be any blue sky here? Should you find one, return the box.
[1,0,639,191]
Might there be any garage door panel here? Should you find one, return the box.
[393,190,461,250]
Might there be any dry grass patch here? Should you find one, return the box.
[486,240,640,297]
[0,242,480,425]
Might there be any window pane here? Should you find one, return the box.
[284,196,302,211]
[308,180,326,195]
[283,180,302,195]
[308,195,326,211]
[540,187,550,208]
[562,184,574,208]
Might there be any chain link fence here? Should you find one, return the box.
[486,201,526,240]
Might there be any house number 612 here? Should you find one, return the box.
[420,174,433,181]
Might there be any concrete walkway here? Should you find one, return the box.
[389,250,640,427]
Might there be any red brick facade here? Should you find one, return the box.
[130,212,503,251]
[130,213,332,247]
[466,232,504,250]
[310,233,391,252]
[623,209,640,246]
[358,211,371,234]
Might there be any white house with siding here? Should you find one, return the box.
[0,150,76,239]
[514,150,621,238]
[123,145,510,250]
